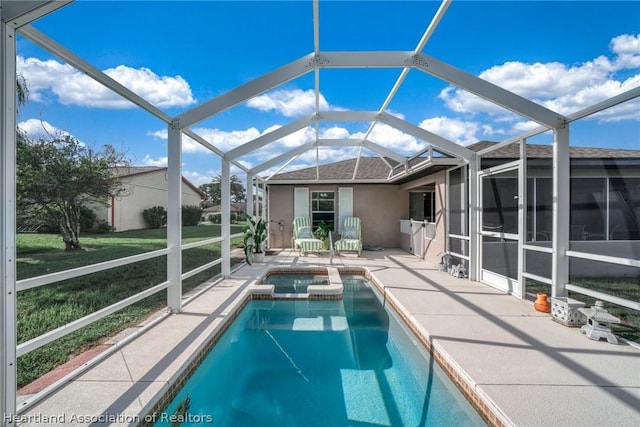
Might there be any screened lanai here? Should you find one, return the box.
[1,0,640,421]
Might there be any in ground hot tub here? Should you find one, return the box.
[254,267,343,299]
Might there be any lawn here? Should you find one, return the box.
[16,224,245,388]
[526,277,640,343]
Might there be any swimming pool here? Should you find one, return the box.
[150,275,486,426]
[263,273,329,293]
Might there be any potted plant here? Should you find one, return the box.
[243,215,267,265]
[315,220,333,250]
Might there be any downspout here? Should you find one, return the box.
[111,196,115,228]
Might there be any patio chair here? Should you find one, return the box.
[334,216,362,256]
[292,217,324,255]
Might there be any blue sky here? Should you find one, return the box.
[16,0,640,186]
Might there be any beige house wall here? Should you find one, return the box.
[103,170,203,231]
[267,171,448,264]
[268,184,408,249]
[423,172,447,266]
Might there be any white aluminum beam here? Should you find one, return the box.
[379,112,474,160]
[250,141,316,175]
[317,51,566,129]
[166,124,182,312]
[363,1,451,142]
[1,18,17,424]
[267,178,390,185]
[317,51,415,68]
[517,139,527,298]
[182,128,225,158]
[316,138,362,147]
[552,126,570,298]
[226,114,314,160]
[567,86,640,122]
[265,154,301,181]
[362,140,408,166]
[315,110,379,122]
[409,144,435,160]
[17,247,170,291]
[221,160,231,277]
[479,84,640,153]
[246,173,254,218]
[313,0,320,54]
[17,281,170,357]
[566,284,640,312]
[409,53,566,129]
[468,156,480,281]
[18,25,172,124]
[1,0,71,28]
[178,53,317,128]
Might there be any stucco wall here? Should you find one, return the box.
[267,184,408,249]
[107,171,202,231]
[425,172,447,265]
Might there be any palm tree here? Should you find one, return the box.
[17,73,28,107]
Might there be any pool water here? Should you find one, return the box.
[263,273,329,293]
[153,276,486,426]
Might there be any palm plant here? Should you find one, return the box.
[243,215,267,265]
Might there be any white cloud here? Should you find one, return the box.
[610,34,640,69]
[141,155,168,167]
[182,170,211,186]
[438,33,640,120]
[419,117,480,146]
[18,118,70,141]
[246,89,330,117]
[354,123,424,155]
[17,56,196,109]
[320,126,351,139]
[147,129,167,139]
[148,126,263,154]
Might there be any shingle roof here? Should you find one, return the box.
[467,141,640,158]
[269,141,640,182]
[271,157,398,181]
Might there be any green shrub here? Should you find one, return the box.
[78,206,97,232]
[142,206,167,229]
[207,213,221,224]
[181,205,202,226]
[93,220,114,234]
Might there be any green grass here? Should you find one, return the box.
[16,225,245,388]
[526,277,640,343]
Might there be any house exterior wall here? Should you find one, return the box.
[353,184,408,249]
[268,184,408,250]
[267,176,449,264]
[426,172,447,265]
[105,171,202,231]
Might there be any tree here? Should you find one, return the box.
[17,132,129,251]
[199,173,246,207]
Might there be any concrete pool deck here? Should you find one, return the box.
[17,249,640,426]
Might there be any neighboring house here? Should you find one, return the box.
[95,166,206,231]
[266,142,640,280]
[202,202,247,219]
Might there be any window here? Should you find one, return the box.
[410,191,436,222]
[609,177,640,240]
[311,191,335,230]
[570,178,606,240]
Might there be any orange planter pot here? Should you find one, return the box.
[534,293,551,313]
